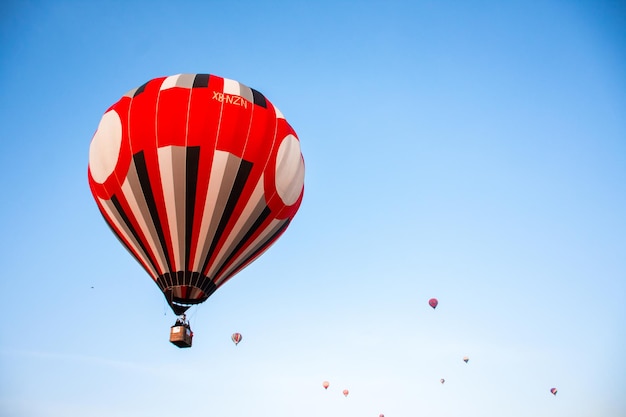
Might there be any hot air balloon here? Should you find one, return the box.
[379,414,384,417]
[88,74,305,347]
[429,298,438,309]
[550,388,557,396]
[463,356,469,363]
[322,381,329,390]
[231,332,243,345]
[440,378,445,384]
[343,389,349,397]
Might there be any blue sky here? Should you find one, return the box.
[1,1,625,416]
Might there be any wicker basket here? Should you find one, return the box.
[170,325,193,348]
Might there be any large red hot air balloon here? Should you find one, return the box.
[88,73,305,325]
[429,298,438,309]
[231,332,243,345]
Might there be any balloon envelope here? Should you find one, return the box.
[231,332,242,345]
[343,389,349,397]
[440,378,445,384]
[463,356,469,363]
[88,74,305,315]
[429,298,438,309]
[322,381,329,390]
[550,388,558,395]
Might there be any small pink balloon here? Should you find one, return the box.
[343,389,349,397]
[231,332,242,345]
[429,298,438,309]
[322,381,329,390]
[550,388,558,396]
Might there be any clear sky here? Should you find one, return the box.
[1,1,625,416]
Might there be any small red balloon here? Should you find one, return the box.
[429,298,438,309]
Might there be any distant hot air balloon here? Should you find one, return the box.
[88,74,305,345]
[343,389,349,397]
[322,381,329,390]
[429,298,438,309]
[231,332,242,345]
[440,378,445,384]
[550,388,558,396]
[463,356,469,363]
[379,414,384,417]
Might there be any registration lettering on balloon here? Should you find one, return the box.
[212,91,249,108]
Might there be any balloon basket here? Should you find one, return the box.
[170,325,193,348]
